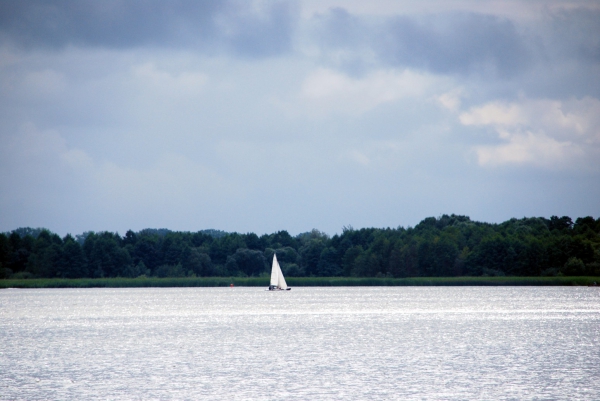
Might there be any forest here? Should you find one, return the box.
[1,215,599,280]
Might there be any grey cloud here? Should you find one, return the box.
[478,7,600,100]
[311,10,530,78]
[312,7,366,50]
[311,7,600,81]
[546,8,600,63]
[379,13,530,78]
[223,1,297,58]
[0,0,296,57]
[307,8,379,76]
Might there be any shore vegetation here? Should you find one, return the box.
[2,215,599,283]
[1,276,599,288]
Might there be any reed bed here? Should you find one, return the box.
[1,276,599,288]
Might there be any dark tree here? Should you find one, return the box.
[549,216,573,231]
[60,235,88,278]
[316,247,342,276]
[226,248,266,277]
[299,238,326,276]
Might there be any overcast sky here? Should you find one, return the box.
[1,0,599,237]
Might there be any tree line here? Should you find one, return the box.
[1,215,599,280]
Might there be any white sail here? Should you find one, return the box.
[270,254,280,286]
[270,254,288,290]
[276,260,288,290]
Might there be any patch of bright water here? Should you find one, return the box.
[1,287,599,400]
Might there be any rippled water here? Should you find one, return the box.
[1,287,599,400]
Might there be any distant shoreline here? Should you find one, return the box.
[1,276,599,288]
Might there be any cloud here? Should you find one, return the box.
[1,1,599,235]
[93,153,230,220]
[21,69,67,98]
[295,67,443,116]
[434,89,463,111]
[545,7,600,63]
[0,0,297,58]
[0,122,234,232]
[1,122,94,172]
[0,123,95,229]
[460,97,600,168]
[306,5,600,97]
[337,140,413,169]
[131,63,208,96]
[474,130,582,167]
[379,13,530,77]
[217,1,298,58]
[309,9,532,78]
[459,102,526,126]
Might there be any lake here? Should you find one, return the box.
[1,287,599,400]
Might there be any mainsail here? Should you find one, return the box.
[270,254,288,290]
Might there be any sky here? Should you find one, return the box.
[0,0,599,237]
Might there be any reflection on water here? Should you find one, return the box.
[1,287,599,400]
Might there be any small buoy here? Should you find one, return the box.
[230,283,234,288]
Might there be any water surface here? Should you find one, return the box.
[1,287,599,400]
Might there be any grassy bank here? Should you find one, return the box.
[1,276,599,288]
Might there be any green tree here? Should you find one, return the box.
[183,247,213,276]
[549,216,573,231]
[299,238,326,276]
[432,236,459,276]
[122,230,138,247]
[84,232,131,277]
[352,251,382,277]
[226,248,266,277]
[562,257,585,276]
[341,245,363,276]
[60,235,87,278]
[210,233,247,265]
[26,230,62,278]
[316,247,342,276]
[133,236,160,272]
[7,232,34,274]
[0,234,11,278]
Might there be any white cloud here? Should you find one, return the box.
[435,89,463,111]
[131,63,208,97]
[296,68,441,116]
[459,102,525,126]
[460,97,600,169]
[474,130,582,167]
[2,2,600,235]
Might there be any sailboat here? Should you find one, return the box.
[268,254,291,291]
